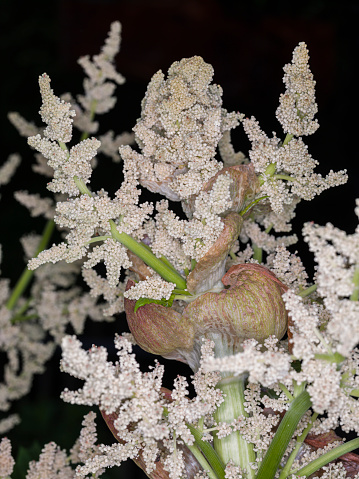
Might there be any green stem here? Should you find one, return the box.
[278,412,318,479]
[265,224,273,234]
[273,174,296,182]
[80,99,97,141]
[351,267,359,301]
[252,243,262,263]
[162,407,225,479]
[255,390,312,479]
[159,254,181,275]
[239,195,269,216]
[109,220,187,290]
[86,235,112,245]
[294,437,359,477]
[6,219,55,311]
[282,134,294,146]
[74,176,92,196]
[298,284,317,298]
[293,381,307,398]
[58,141,68,151]
[213,375,256,479]
[73,175,187,290]
[259,164,276,186]
[72,175,187,290]
[278,382,294,402]
[187,424,226,479]
[12,313,38,324]
[185,443,219,479]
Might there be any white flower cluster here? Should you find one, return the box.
[0,234,104,433]
[27,73,100,196]
[276,42,319,137]
[81,266,131,316]
[243,117,347,214]
[26,90,153,288]
[7,111,41,138]
[268,245,309,292]
[242,42,347,215]
[122,55,240,201]
[77,22,125,115]
[0,437,15,477]
[0,154,21,191]
[14,190,54,219]
[60,335,222,478]
[302,205,359,356]
[124,274,176,301]
[28,125,100,196]
[204,337,291,388]
[241,220,298,255]
[38,73,75,143]
[150,173,232,267]
[283,288,359,432]
[61,21,125,137]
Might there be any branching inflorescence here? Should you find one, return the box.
[1,22,359,479]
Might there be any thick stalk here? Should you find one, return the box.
[213,375,256,478]
[211,334,256,478]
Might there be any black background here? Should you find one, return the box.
[1,0,358,477]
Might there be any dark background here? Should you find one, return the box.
[1,0,358,477]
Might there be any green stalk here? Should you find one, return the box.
[294,437,359,477]
[351,267,359,301]
[214,378,256,477]
[255,391,312,479]
[72,176,187,290]
[74,176,92,196]
[282,134,294,146]
[109,220,187,290]
[252,243,262,263]
[273,174,296,182]
[278,412,318,479]
[298,284,317,298]
[187,424,226,479]
[185,443,219,479]
[6,219,55,311]
[213,375,256,478]
[259,164,276,186]
[278,382,294,401]
[80,99,97,141]
[162,407,225,479]
[86,235,112,245]
[239,195,269,216]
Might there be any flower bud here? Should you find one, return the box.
[125,264,288,370]
[124,280,195,361]
[184,263,288,346]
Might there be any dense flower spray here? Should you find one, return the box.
[1,21,359,479]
